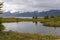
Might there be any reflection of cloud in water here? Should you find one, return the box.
[2,22,60,35]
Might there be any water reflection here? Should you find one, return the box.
[2,22,60,35]
[33,21,38,25]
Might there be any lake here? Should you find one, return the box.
[2,22,60,35]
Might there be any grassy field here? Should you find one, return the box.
[0,30,59,40]
[1,18,41,22]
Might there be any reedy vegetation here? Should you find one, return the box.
[40,15,60,27]
[0,30,58,40]
[0,15,60,40]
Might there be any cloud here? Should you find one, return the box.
[1,0,60,12]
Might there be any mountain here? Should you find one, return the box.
[0,11,12,17]
[0,10,60,17]
[13,10,60,17]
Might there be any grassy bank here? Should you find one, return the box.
[1,17,60,27]
[0,17,60,40]
[1,18,41,23]
[40,16,60,27]
[0,30,59,40]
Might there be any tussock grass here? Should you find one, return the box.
[0,30,58,40]
[1,18,40,23]
[40,16,60,27]
[1,17,60,27]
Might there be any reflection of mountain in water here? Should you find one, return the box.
[0,10,60,17]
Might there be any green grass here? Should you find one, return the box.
[40,16,60,27]
[1,18,40,23]
[0,17,60,40]
[0,30,59,40]
[1,16,60,27]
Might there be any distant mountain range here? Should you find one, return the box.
[0,10,60,17]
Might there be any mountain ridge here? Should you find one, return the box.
[0,10,60,17]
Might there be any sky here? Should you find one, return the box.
[0,0,60,13]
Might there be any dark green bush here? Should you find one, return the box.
[44,16,49,19]
[0,18,2,24]
[32,16,34,19]
[32,16,37,19]
[50,15,54,18]
[0,24,5,32]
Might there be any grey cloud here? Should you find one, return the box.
[1,0,60,12]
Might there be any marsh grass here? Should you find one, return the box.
[1,18,40,23]
[0,17,60,40]
[40,16,60,27]
[0,30,58,40]
[1,16,60,27]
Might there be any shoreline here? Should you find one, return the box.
[1,30,60,40]
[0,17,60,40]
[1,17,60,27]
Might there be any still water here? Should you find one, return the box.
[2,22,60,35]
